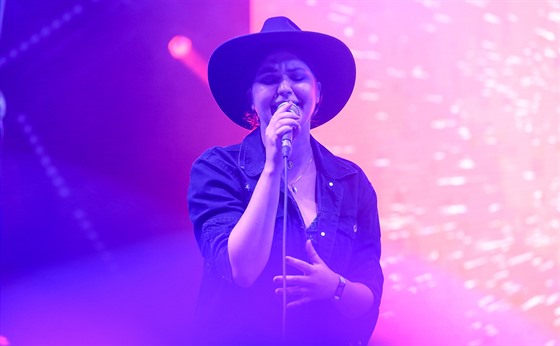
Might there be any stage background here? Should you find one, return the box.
[0,0,558,345]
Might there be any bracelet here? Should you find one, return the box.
[333,275,346,301]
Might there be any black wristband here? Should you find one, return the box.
[333,275,346,301]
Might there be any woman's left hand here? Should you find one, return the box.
[273,239,340,308]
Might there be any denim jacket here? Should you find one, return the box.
[188,129,383,345]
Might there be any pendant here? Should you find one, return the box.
[290,184,298,194]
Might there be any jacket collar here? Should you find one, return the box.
[239,129,357,180]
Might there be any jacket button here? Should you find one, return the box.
[320,232,326,236]
[328,182,334,187]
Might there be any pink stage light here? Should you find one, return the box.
[168,34,207,85]
[168,35,192,59]
[251,2,559,346]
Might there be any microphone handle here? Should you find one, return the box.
[281,131,292,158]
[277,102,299,159]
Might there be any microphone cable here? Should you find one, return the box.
[282,154,289,341]
[278,101,297,341]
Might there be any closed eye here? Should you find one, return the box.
[289,72,308,82]
[255,73,281,85]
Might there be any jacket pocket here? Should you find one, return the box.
[330,212,357,273]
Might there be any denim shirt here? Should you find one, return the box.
[188,129,383,345]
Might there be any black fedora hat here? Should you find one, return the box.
[208,16,356,129]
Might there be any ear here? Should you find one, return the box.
[316,81,322,105]
[247,88,255,111]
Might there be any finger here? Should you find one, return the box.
[269,111,299,129]
[274,108,300,117]
[274,101,293,114]
[306,239,325,265]
[274,116,300,126]
[286,296,311,309]
[274,121,299,135]
[273,109,299,122]
[285,256,313,274]
[274,101,299,115]
[275,122,299,137]
[274,286,307,296]
[272,106,300,121]
[273,275,309,286]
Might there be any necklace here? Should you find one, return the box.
[287,160,294,170]
[288,156,314,194]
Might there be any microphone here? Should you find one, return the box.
[277,102,300,158]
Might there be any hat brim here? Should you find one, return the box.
[208,29,356,129]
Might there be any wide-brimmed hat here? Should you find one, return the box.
[208,16,356,129]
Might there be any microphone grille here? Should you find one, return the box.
[277,101,300,115]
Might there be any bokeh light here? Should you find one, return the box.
[252,1,559,345]
[168,35,192,59]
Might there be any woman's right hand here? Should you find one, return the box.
[262,101,301,173]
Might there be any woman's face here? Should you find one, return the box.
[250,51,321,129]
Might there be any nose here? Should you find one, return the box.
[276,78,293,97]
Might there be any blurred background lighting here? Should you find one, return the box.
[168,35,192,59]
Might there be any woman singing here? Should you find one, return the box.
[188,16,383,345]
